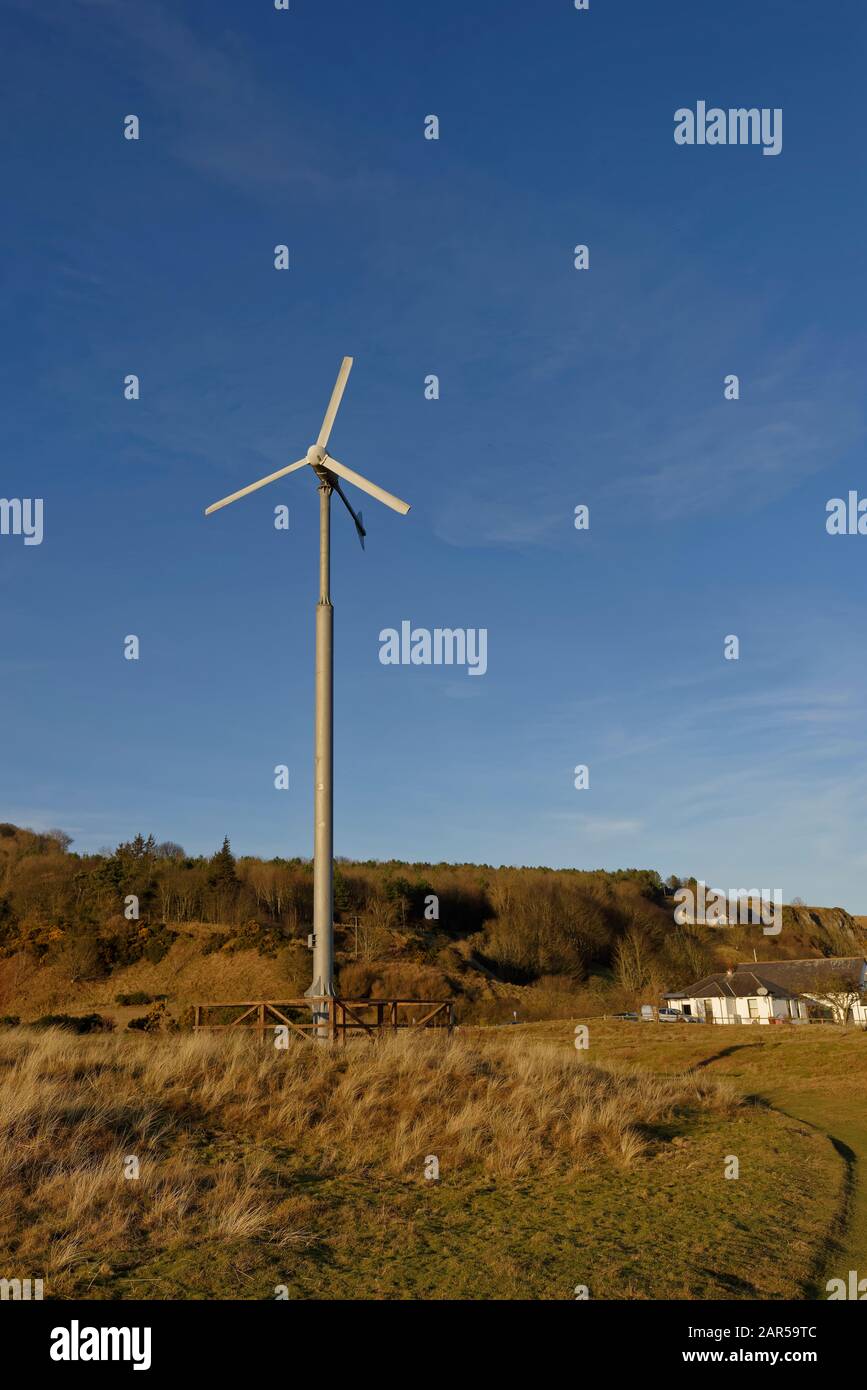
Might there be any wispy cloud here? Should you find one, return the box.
[433,491,566,549]
[574,815,643,838]
[24,0,350,198]
[610,391,863,520]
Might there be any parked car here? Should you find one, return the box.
[657,1009,680,1022]
[612,1011,639,1021]
[682,1014,705,1023]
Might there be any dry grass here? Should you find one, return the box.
[0,1025,730,1173]
[0,1026,735,1293]
[3,1025,842,1300]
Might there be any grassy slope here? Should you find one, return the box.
[0,1025,842,1301]
[520,1019,867,1295]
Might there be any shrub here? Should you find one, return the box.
[115,991,156,1006]
[143,927,177,965]
[202,931,230,956]
[31,1013,114,1034]
[338,960,451,999]
[277,944,313,995]
[337,962,377,996]
[57,933,107,983]
[125,1001,175,1033]
[223,919,293,957]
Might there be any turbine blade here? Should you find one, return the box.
[204,458,309,515]
[324,454,410,516]
[332,479,366,549]
[316,356,354,450]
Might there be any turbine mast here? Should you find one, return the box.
[203,356,411,1045]
[311,478,335,1035]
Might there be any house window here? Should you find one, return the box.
[748,998,761,1018]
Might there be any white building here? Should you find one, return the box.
[664,969,807,1025]
[748,957,867,1025]
[665,957,867,1026]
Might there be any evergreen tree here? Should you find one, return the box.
[209,836,237,888]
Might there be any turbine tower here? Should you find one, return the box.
[204,358,410,1036]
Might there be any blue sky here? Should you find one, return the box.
[2,0,866,907]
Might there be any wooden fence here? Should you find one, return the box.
[192,998,454,1044]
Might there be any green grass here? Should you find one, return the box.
[518,1019,867,1295]
[95,1106,836,1301]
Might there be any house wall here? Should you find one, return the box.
[670,996,736,1023]
[670,993,808,1024]
[770,998,809,1022]
[733,995,772,1024]
[665,998,691,1019]
[788,998,810,1022]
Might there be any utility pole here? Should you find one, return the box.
[310,479,335,1036]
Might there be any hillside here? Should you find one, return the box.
[0,823,864,1025]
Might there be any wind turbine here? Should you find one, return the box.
[204,358,410,1037]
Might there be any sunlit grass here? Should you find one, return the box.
[0,1025,842,1299]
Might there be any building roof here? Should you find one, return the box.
[675,956,867,1001]
[676,970,798,1001]
[736,957,866,992]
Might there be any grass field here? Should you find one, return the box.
[0,1021,853,1300]
[522,1018,867,1297]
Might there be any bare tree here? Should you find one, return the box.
[787,964,864,1023]
[614,927,653,992]
[671,924,710,980]
[155,841,185,861]
[357,898,397,962]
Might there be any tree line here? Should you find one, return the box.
[0,823,706,986]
